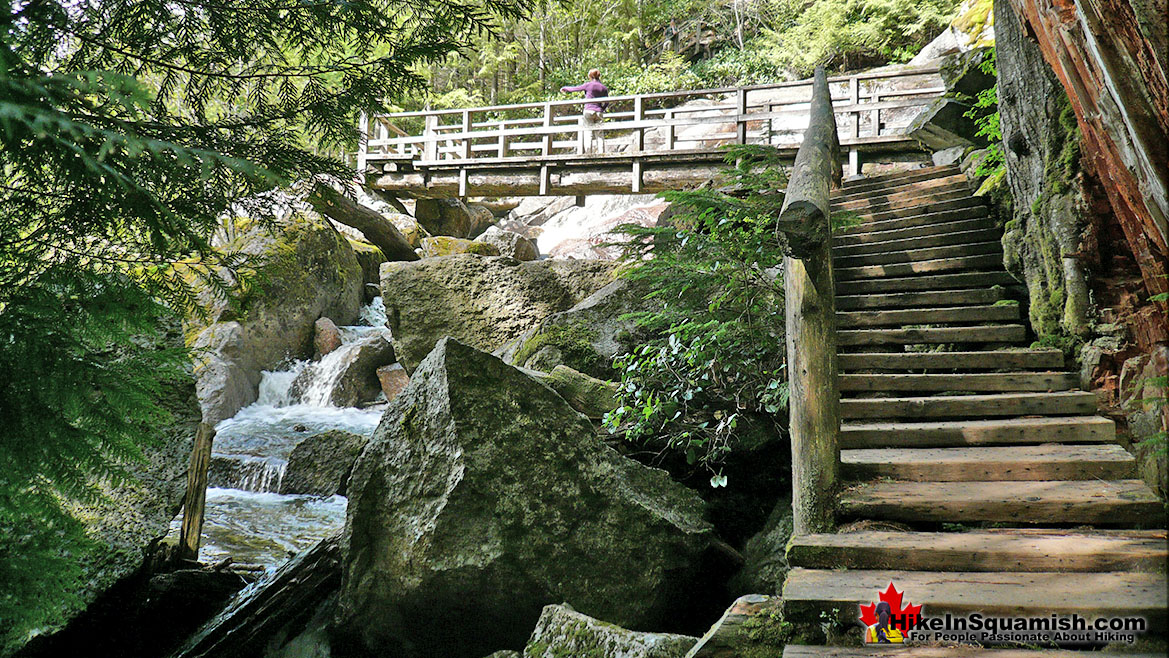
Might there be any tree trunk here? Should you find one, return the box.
[308,184,419,261]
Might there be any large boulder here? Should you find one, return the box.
[188,213,364,424]
[337,339,720,658]
[415,198,475,238]
[290,329,396,407]
[500,278,656,380]
[465,203,498,238]
[522,604,698,658]
[386,212,430,249]
[523,365,619,420]
[380,255,617,372]
[280,429,368,496]
[475,226,539,261]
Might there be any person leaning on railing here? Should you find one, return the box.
[561,69,609,154]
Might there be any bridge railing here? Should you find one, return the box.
[357,66,943,176]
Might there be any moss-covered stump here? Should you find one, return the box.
[522,604,698,658]
[523,365,619,419]
[500,279,656,380]
[337,339,723,658]
[420,235,501,258]
[187,212,364,424]
[380,255,617,372]
[684,595,793,658]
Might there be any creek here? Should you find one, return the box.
[166,299,389,568]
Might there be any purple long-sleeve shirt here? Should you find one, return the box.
[561,80,609,113]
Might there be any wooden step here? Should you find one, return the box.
[838,349,1063,371]
[832,173,972,204]
[782,568,1167,626]
[837,288,1009,310]
[838,325,1027,347]
[841,391,1098,420]
[838,479,1165,525]
[836,217,996,249]
[838,205,989,237]
[787,529,1168,572]
[836,304,1019,328]
[858,196,987,223]
[841,444,1136,481]
[836,270,1017,294]
[834,241,1002,268]
[835,225,1001,257]
[835,254,1003,281]
[839,165,961,195]
[785,647,1166,658]
[832,185,972,213]
[840,416,1116,449]
[839,371,1077,393]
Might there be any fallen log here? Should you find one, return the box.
[308,183,419,261]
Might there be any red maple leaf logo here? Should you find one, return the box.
[859,582,922,628]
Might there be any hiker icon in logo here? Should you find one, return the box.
[859,582,922,644]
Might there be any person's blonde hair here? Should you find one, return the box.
[588,69,600,80]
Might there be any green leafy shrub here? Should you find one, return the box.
[604,145,790,486]
[964,49,1004,178]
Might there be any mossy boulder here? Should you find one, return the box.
[348,238,387,288]
[521,604,698,658]
[187,212,364,424]
[337,339,721,658]
[476,226,540,261]
[380,255,617,372]
[500,279,657,380]
[683,595,791,658]
[415,198,475,238]
[420,236,501,258]
[523,365,620,419]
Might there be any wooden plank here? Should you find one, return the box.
[837,304,1019,328]
[835,271,1017,294]
[841,444,1136,481]
[835,254,1005,280]
[835,226,1001,256]
[837,479,1164,525]
[836,288,1009,310]
[832,172,972,203]
[840,391,1099,419]
[840,416,1116,449]
[787,529,1168,572]
[839,371,1078,393]
[853,195,987,222]
[839,164,960,193]
[837,324,1027,347]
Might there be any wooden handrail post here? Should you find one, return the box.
[423,114,438,162]
[179,422,216,562]
[778,67,842,536]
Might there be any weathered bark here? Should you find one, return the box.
[369,188,411,215]
[778,68,841,536]
[172,535,341,658]
[309,184,419,261]
[178,423,216,562]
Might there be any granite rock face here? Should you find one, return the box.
[380,255,617,372]
[338,339,718,658]
[280,430,368,496]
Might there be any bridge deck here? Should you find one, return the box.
[359,66,945,197]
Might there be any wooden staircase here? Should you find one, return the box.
[780,165,1168,652]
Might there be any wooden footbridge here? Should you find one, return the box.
[358,67,947,198]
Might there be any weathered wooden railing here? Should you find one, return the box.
[779,67,841,535]
[357,66,944,195]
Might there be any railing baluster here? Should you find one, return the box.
[542,102,552,156]
[356,111,369,179]
[736,87,748,144]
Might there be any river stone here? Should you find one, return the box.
[349,238,387,287]
[338,338,716,658]
[376,363,410,401]
[466,203,498,238]
[419,235,500,258]
[475,226,539,261]
[290,330,395,407]
[500,278,657,380]
[281,430,368,496]
[380,255,617,372]
[188,213,364,424]
[522,604,698,658]
[314,317,343,358]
